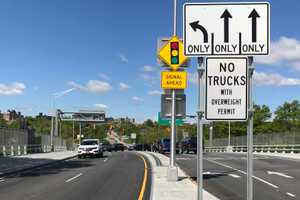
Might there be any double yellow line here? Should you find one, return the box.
[138,155,148,200]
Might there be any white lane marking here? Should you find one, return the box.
[65,173,82,183]
[228,174,241,178]
[267,171,293,179]
[203,171,222,175]
[0,178,4,183]
[206,159,279,189]
[286,192,296,198]
[104,158,108,162]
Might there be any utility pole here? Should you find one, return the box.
[167,0,178,182]
[197,57,205,200]
[247,56,254,200]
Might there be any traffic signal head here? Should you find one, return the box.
[170,42,179,65]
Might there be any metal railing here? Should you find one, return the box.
[205,144,300,154]
[0,128,69,157]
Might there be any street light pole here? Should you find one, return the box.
[167,0,178,182]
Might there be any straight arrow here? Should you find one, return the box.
[220,9,232,43]
[189,21,208,43]
[267,171,293,179]
[248,9,260,43]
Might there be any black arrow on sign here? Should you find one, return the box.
[220,9,232,43]
[248,9,260,43]
[189,21,208,43]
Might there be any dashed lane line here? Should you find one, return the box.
[286,192,296,198]
[65,173,83,183]
[104,158,108,162]
[205,158,279,189]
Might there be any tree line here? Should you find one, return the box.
[0,100,300,144]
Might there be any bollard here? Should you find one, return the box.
[18,145,21,155]
[11,145,14,156]
[2,146,6,157]
[24,145,27,155]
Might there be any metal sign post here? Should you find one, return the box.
[167,0,179,182]
[247,57,254,200]
[197,57,205,200]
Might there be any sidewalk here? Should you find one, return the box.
[0,151,77,176]
[138,151,219,200]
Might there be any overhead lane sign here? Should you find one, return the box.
[161,71,187,89]
[183,2,270,56]
[158,36,189,71]
[205,57,248,121]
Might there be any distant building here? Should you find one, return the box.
[115,117,135,124]
[0,110,23,123]
[36,113,52,120]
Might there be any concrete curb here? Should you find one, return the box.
[136,151,155,200]
[138,151,220,200]
[0,154,78,178]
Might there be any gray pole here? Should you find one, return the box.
[167,0,178,182]
[79,123,82,145]
[55,110,58,137]
[209,123,213,147]
[228,121,231,147]
[247,57,254,200]
[50,116,54,151]
[197,57,204,200]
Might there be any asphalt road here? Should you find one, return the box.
[176,152,300,200]
[0,151,151,200]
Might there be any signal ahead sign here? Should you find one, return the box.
[205,57,248,121]
[183,2,270,56]
[161,71,187,89]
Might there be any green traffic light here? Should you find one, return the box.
[171,57,179,64]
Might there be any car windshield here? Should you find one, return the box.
[81,141,98,145]
[163,139,170,143]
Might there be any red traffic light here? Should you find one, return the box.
[171,42,179,49]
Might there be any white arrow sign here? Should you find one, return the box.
[183,2,270,56]
[267,171,293,179]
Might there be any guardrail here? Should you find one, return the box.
[0,144,67,157]
[205,144,300,154]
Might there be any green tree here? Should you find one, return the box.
[274,100,300,132]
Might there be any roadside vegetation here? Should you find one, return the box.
[0,100,300,144]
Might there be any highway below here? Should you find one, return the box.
[0,151,151,200]
[176,152,300,200]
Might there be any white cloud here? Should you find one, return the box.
[143,65,156,72]
[53,88,76,98]
[256,36,300,66]
[94,104,109,109]
[119,54,128,63]
[119,82,130,91]
[0,82,26,95]
[132,96,143,105]
[148,90,161,96]
[68,80,112,93]
[140,73,157,86]
[99,73,110,81]
[254,71,300,86]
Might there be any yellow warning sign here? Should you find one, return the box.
[161,71,187,89]
[158,36,188,71]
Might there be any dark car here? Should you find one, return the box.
[113,143,125,151]
[157,138,180,154]
[180,137,197,154]
[101,141,112,152]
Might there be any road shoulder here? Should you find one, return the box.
[137,151,219,200]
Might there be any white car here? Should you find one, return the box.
[78,139,103,158]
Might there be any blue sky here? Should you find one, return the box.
[0,0,300,122]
